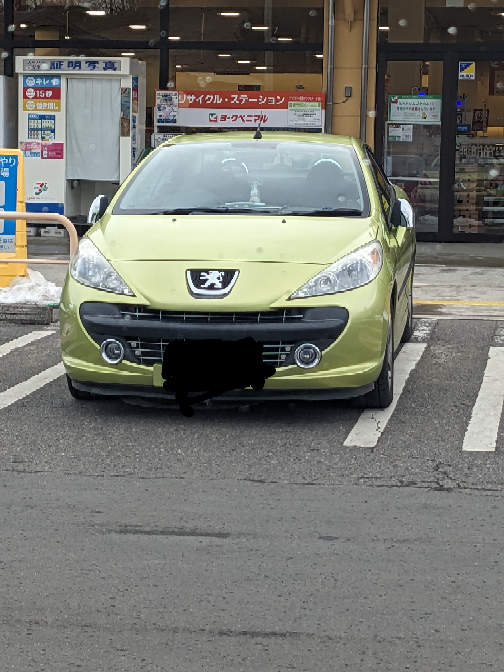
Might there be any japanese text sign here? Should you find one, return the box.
[156,90,325,129]
[388,95,442,124]
[0,153,20,253]
[22,59,122,73]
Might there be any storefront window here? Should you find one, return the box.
[169,2,323,44]
[380,1,504,44]
[169,50,323,91]
[13,0,159,42]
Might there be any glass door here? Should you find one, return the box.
[454,60,504,236]
[381,60,443,235]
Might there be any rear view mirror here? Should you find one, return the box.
[87,194,109,224]
[398,198,415,229]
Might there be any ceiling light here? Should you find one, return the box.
[64,35,70,39]
[219,12,240,17]
[86,10,106,15]
[129,24,146,29]
[251,26,269,30]
[315,54,323,58]
[19,23,28,28]
[169,36,180,40]
[176,65,182,68]
[379,26,390,31]
[237,60,251,64]
[218,54,231,57]
[255,66,268,70]
[121,52,135,56]
[277,37,293,41]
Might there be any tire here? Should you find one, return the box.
[401,281,414,344]
[66,375,95,400]
[355,316,394,409]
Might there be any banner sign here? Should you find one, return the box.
[23,58,121,72]
[388,95,442,123]
[156,90,325,129]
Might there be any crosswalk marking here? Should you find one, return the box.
[344,343,427,448]
[344,319,435,448]
[0,330,55,358]
[0,362,64,410]
[463,347,504,452]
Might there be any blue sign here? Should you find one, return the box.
[0,154,19,253]
[23,75,61,88]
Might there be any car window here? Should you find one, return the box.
[113,141,371,217]
[366,149,395,218]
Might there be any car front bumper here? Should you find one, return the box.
[60,275,390,398]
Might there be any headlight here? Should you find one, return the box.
[70,238,134,296]
[289,240,383,299]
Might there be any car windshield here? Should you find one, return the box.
[113,140,370,217]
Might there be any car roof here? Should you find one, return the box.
[160,131,362,149]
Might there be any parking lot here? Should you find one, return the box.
[2,316,504,670]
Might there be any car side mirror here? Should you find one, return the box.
[398,198,415,229]
[87,194,109,225]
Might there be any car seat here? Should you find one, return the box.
[305,159,360,209]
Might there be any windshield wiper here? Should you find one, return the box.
[143,206,279,215]
[284,207,363,217]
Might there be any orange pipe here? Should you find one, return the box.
[0,212,78,256]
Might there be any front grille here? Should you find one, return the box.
[126,337,295,368]
[120,306,304,324]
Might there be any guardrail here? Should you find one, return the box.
[0,212,78,264]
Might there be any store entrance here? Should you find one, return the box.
[454,60,504,236]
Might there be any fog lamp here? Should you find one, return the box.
[100,339,125,364]
[294,343,321,369]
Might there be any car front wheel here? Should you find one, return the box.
[66,375,95,400]
[355,317,394,409]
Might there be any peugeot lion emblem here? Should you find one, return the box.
[186,270,239,298]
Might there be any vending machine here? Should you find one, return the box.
[15,56,146,224]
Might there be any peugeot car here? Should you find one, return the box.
[60,131,415,409]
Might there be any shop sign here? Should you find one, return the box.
[22,59,121,72]
[388,95,441,123]
[41,142,64,160]
[132,76,139,114]
[0,154,19,253]
[20,141,41,158]
[23,75,61,112]
[155,90,325,129]
[152,133,184,147]
[459,62,475,80]
[388,124,413,142]
[28,114,56,141]
[156,91,179,124]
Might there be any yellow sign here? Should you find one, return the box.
[23,100,61,112]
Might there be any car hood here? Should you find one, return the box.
[94,214,378,265]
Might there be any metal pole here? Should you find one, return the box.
[360,0,371,141]
[325,0,336,134]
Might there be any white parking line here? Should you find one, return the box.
[0,330,55,358]
[0,362,64,410]
[463,347,504,452]
[344,343,427,448]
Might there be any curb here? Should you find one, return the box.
[0,304,59,325]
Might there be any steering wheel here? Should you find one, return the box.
[222,158,249,178]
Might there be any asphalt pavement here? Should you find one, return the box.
[0,318,504,669]
[0,237,501,670]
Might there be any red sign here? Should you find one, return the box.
[23,87,61,100]
[41,142,64,160]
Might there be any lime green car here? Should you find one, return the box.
[60,131,415,408]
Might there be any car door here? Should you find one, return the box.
[366,148,414,342]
